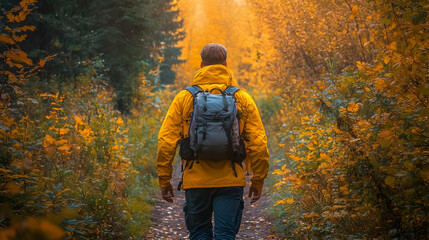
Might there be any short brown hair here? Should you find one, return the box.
[200,43,228,66]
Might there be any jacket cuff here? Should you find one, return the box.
[158,177,171,188]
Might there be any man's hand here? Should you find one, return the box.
[161,183,174,203]
[248,185,262,204]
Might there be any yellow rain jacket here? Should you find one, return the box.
[157,65,269,190]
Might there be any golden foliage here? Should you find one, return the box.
[249,0,428,238]
[1,1,166,238]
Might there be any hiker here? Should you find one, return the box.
[156,43,269,240]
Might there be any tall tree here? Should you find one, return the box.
[92,0,183,111]
[2,0,183,112]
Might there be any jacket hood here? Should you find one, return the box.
[192,64,239,87]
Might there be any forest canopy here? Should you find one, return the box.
[1,0,183,112]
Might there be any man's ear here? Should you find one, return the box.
[223,61,228,67]
[200,62,205,68]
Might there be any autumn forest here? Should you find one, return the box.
[0,0,428,239]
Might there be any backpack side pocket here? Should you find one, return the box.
[179,137,195,160]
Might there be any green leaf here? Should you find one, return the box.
[419,84,429,96]
[412,11,427,25]
[369,157,380,168]
[381,18,391,26]
[385,176,395,187]
[381,139,391,148]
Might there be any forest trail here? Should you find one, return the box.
[2,0,427,239]
[146,163,278,239]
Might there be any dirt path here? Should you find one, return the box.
[145,164,279,239]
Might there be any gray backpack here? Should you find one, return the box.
[179,85,246,175]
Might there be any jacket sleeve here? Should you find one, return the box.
[241,93,270,191]
[156,92,184,188]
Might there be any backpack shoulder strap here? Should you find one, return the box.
[185,85,203,97]
[224,85,239,96]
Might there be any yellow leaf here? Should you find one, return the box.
[384,56,390,64]
[305,212,319,218]
[80,128,93,141]
[116,117,124,125]
[356,61,366,69]
[55,140,68,145]
[347,102,359,112]
[339,186,349,193]
[374,63,384,72]
[5,48,33,65]
[0,34,15,44]
[374,78,386,90]
[378,130,393,146]
[57,145,70,151]
[1,71,19,83]
[59,128,69,135]
[388,41,397,51]
[12,33,27,42]
[352,5,358,14]
[320,152,329,160]
[74,115,83,124]
[16,25,36,32]
[40,93,55,98]
[274,199,285,206]
[44,134,56,144]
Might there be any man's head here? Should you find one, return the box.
[200,43,228,67]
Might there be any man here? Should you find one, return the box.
[156,43,269,240]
